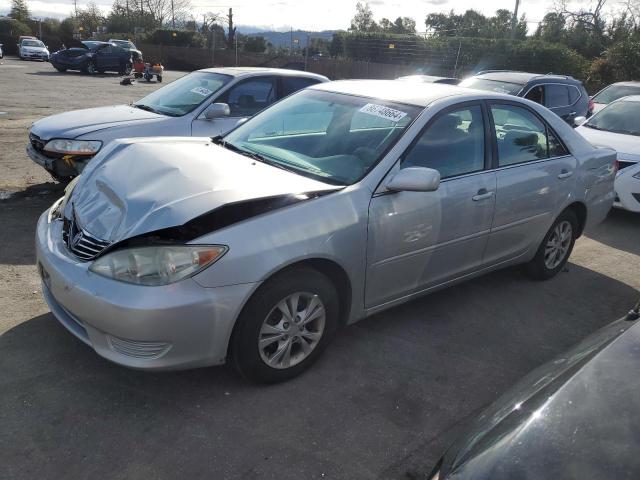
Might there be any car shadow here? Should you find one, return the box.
[586,208,640,256]
[0,182,65,265]
[27,71,124,78]
[1,262,637,479]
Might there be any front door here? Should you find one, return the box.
[365,103,496,308]
[483,102,577,265]
[192,76,279,137]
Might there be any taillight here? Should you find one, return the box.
[588,98,595,114]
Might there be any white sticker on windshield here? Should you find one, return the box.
[190,87,213,96]
[359,103,407,122]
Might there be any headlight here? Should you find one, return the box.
[89,245,227,286]
[44,139,102,155]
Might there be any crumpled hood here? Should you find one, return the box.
[70,137,338,242]
[31,105,164,140]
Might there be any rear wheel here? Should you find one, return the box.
[525,210,578,280]
[231,268,339,383]
[121,63,132,75]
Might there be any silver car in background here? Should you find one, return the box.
[36,81,616,382]
[27,67,328,181]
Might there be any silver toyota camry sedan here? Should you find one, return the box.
[36,80,616,382]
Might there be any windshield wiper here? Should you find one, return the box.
[583,123,604,131]
[214,139,290,170]
[133,104,160,114]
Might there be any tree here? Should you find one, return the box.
[535,12,566,43]
[243,35,267,53]
[350,2,378,32]
[10,0,30,23]
[328,33,344,57]
[380,16,416,34]
[77,2,105,36]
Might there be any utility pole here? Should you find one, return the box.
[290,27,293,56]
[510,0,520,40]
[171,0,175,28]
[235,33,238,66]
[73,0,78,19]
[304,34,309,71]
[227,8,236,49]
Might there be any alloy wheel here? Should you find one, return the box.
[544,220,573,270]
[258,292,326,369]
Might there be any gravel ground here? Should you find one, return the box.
[1,56,639,480]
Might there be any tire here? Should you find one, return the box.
[157,75,162,83]
[525,209,578,280]
[54,66,67,72]
[122,63,132,75]
[85,62,96,75]
[231,267,339,383]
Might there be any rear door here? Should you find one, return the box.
[365,102,497,308]
[483,101,577,266]
[544,84,576,124]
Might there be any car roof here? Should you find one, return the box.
[397,75,458,83]
[473,70,578,85]
[608,81,640,87]
[196,67,328,81]
[612,94,640,103]
[310,79,515,107]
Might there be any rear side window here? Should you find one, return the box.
[402,105,485,179]
[545,85,570,108]
[281,77,319,97]
[491,104,567,166]
[221,77,278,117]
[568,86,581,104]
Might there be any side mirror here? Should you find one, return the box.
[574,116,587,127]
[204,103,230,120]
[386,167,441,192]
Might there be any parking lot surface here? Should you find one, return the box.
[1,57,639,479]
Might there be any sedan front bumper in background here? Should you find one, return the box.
[35,210,257,370]
[27,143,91,178]
[614,166,640,213]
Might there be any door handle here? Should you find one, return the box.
[557,169,573,179]
[472,189,495,201]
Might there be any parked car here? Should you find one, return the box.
[459,70,592,125]
[590,81,640,114]
[18,38,49,61]
[36,81,616,382]
[428,297,640,480]
[396,75,460,85]
[108,38,142,59]
[27,67,329,181]
[575,95,640,212]
[49,41,133,75]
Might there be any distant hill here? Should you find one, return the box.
[239,29,339,48]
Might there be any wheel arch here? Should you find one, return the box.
[563,201,587,237]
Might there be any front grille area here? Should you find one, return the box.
[29,133,62,159]
[107,336,172,359]
[62,212,110,261]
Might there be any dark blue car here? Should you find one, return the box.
[50,41,136,75]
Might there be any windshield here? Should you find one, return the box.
[81,41,101,50]
[459,78,523,95]
[592,84,640,104]
[134,71,232,117]
[586,100,640,136]
[112,40,134,49]
[22,40,44,47]
[223,89,420,185]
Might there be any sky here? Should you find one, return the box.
[0,0,627,32]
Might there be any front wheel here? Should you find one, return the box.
[231,268,339,383]
[525,210,578,280]
[85,62,96,75]
[121,63,132,75]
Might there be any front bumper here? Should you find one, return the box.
[21,52,49,60]
[36,209,257,370]
[26,143,90,178]
[614,168,640,213]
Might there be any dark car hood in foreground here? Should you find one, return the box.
[30,105,165,139]
[68,137,338,243]
[440,314,640,479]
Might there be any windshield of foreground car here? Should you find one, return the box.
[459,78,523,95]
[223,89,421,185]
[133,71,232,117]
[586,101,640,136]
[592,84,640,104]
[22,40,44,47]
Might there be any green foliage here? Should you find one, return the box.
[0,17,31,54]
[9,0,30,23]
[588,39,640,91]
[350,2,377,32]
[242,35,267,53]
[144,28,205,47]
[425,9,527,40]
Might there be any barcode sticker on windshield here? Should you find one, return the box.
[190,87,213,96]
[359,103,407,122]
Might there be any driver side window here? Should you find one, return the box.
[220,77,278,117]
[401,105,486,179]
